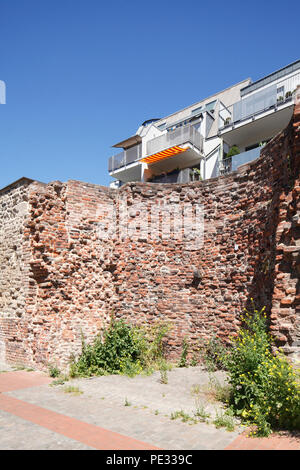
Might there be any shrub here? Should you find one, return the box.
[69,319,143,377]
[69,318,171,378]
[222,305,300,436]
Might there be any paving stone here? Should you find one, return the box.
[1,368,299,450]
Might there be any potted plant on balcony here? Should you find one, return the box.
[224,145,240,159]
[192,168,202,181]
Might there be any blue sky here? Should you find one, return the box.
[0,0,299,188]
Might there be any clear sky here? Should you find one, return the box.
[0,0,299,189]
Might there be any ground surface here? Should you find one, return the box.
[0,363,299,450]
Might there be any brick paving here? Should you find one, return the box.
[0,369,52,392]
[226,431,300,450]
[0,394,158,450]
[0,366,299,450]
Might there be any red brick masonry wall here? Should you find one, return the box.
[1,93,300,370]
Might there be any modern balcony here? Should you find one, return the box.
[219,146,261,175]
[218,86,295,131]
[108,124,204,176]
[108,144,142,173]
[145,124,203,158]
[217,79,298,150]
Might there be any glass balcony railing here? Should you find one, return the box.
[108,144,142,172]
[218,74,299,130]
[220,147,261,175]
[147,125,203,156]
[109,125,203,173]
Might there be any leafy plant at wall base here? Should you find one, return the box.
[160,369,168,384]
[222,304,300,437]
[178,337,189,368]
[200,335,226,372]
[69,318,171,378]
[190,352,199,367]
[49,365,61,378]
[159,360,169,384]
[69,319,143,377]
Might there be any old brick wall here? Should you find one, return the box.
[0,94,299,370]
[20,180,119,368]
[108,93,300,360]
[270,92,300,356]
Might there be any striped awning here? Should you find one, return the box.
[140,145,186,164]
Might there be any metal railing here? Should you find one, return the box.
[108,144,142,172]
[146,125,203,156]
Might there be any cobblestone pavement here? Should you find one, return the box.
[0,364,299,450]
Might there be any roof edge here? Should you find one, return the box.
[240,59,300,93]
[0,177,42,195]
[153,78,252,126]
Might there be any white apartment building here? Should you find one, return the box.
[108,60,300,187]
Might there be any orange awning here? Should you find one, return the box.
[140,145,186,164]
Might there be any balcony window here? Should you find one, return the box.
[205,100,217,113]
[277,86,284,102]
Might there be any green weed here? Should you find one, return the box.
[63,386,83,396]
[213,410,236,432]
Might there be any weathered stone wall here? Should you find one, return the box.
[0,93,299,370]
[0,179,33,365]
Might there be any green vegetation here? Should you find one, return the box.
[178,337,189,368]
[50,375,69,386]
[69,317,172,378]
[213,409,236,432]
[159,360,171,384]
[124,397,131,406]
[225,145,240,158]
[218,305,300,437]
[193,400,211,422]
[52,305,300,438]
[201,335,226,372]
[63,385,83,396]
[48,364,61,378]
[170,410,197,424]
